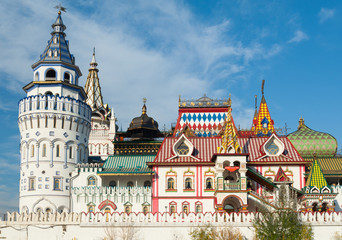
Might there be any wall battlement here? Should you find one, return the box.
[3,211,342,225]
[18,95,91,119]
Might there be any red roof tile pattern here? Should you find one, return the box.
[154,136,304,164]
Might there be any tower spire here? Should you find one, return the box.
[252,80,275,136]
[84,49,105,114]
[218,96,241,153]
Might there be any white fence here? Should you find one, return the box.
[4,211,342,225]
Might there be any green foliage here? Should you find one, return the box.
[253,184,313,240]
[190,224,244,240]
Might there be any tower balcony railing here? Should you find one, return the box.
[223,181,241,190]
[90,129,109,137]
[18,95,91,119]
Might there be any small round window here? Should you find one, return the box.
[266,142,279,155]
[177,142,189,155]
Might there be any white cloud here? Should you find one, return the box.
[0,0,283,130]
[319,8,335,23]
[288,30,309,43]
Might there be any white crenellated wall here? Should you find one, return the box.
[1,211,342,240]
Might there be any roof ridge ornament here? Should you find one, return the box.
[54,4,67,14]
[218,96,241,154]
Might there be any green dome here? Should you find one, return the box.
[287,118,337,158]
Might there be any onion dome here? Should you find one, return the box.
[288,118,337,158]
[126,99,160,140]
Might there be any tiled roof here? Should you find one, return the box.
[306,159,328,189]
[304,157,342,176]
[252,95,275,136]
[154,136,303,164]
[101,155,155,174]
[288,119,337,158]
[154,137,221,163]
[174,109,228,137]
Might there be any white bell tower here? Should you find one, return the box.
[18,10,91,213]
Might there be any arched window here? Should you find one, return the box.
[88,176,96,186]
[170,205,176,214]
[37,116,40,128]
[56,144,60,157]
[69,146,73,159]
[42,144,47,157]
[206,178,213,189]
[143,206,149,215]
[31,144,35,158]
[168,178,175,190]
[35,72,39,81]
[45,115,48,128]
[127,181,134,188]
[64,72,70,83]
[125,206,131,214]
[61,116,64,129]
[109,181,116,188]
[144,181,151,188]
[196,204,202,213]
[183,205,189,215]
[30,116,33,129]
[185,178,192,189]
[46,69,56,81]
[53,116,57,128]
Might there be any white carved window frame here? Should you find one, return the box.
[172,134,194,157]
[263,134,285,157]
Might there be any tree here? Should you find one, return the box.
[253,184,313,240]
[190,224,244,240]
[104,222,141,240]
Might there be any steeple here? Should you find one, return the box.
[306,158,328,189]
[32,11,80,70]
[218,95,241,153]
[253,80,275,136]
[84,49,106,116]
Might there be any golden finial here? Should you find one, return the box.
[142,97,147,114]
[299,117,305,129]
[228,93,232,106]
[54,3,67,13]
[254,95,257,110]
[179,95,181,103]
[261,79,265,95]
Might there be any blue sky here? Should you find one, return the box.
[0,0,342,212]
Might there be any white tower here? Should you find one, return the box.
[18,11,91,213]
[84,49,116,160]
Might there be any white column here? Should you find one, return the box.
[75,145,79,164]
[50,143,54,167]
[36,143,39,168]
[26,145,29,168]
[64,145,68,168]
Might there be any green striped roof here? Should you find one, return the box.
[304,157,342,176]
[101,155,155,174]
[306,159,328,189]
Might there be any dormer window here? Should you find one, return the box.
[177,142,189,155]
[266,142,279,155]
[263,134,285,157]
[172,134,194,157]
[261,117,269,129]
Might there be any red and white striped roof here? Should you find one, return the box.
[153,135,304,164]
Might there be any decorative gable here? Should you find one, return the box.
[274,167,291,182]
[172,134,194,157]
[263,134,285,157]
